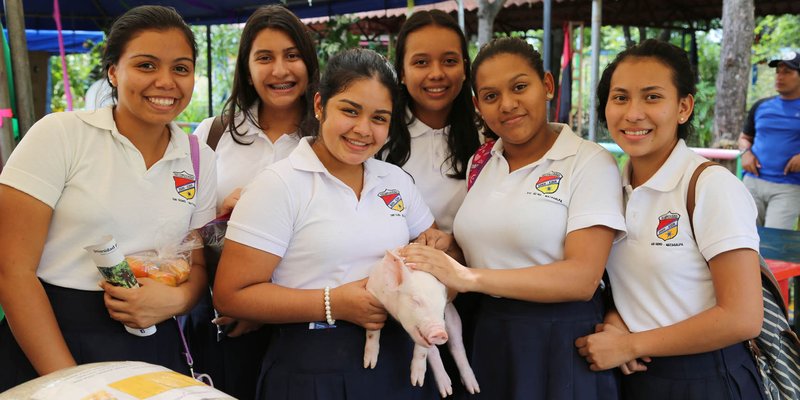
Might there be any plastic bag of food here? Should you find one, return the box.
[125,230,203,287]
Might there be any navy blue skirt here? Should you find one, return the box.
[257,318,439,400]
[621,342,765,400]
[0,281,189,392]
[184,287,270,399]
[468,292,620,400]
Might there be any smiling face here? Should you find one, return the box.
[604,57,694,165]
[473,53,554,154]
[312,77,393,170]
[108,28,194,132]
[248,28,309,113]
[401,25,466,128]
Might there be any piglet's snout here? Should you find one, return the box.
[425,326,448,346]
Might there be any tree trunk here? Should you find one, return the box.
[712,0,754,147]
[477,0,506,48]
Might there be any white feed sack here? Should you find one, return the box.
[0,361,234,400]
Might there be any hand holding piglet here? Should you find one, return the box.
[332,277,387,331]
[400,244,476,294]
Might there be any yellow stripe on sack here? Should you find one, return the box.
[108,371,204,399]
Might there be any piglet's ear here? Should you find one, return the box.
[382,250,406,287]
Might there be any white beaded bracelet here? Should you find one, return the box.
[324,286,336,325]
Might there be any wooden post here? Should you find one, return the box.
[3,0,36,137]
[207,25,213,118]
[576,22,584,136]
[588,0,601,142]
[0,20,14,165]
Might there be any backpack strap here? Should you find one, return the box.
[467,140,496,191]
[686,160,791,318]
[686,161,720,238]
[206,115,227,151]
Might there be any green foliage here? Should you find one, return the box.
[695,30,721,82]
[689,80,715,147]
[178,24,241,124]
[317,16,361,70]
[50,40,104,112]
[752,14,800,64]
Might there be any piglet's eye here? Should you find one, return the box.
[412,296,424,307]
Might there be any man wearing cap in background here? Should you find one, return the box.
[738,51,800,230]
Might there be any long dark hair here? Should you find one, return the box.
[103,6,196,101]
[222,5,320,144]
[382,10,479,179]
[597,39,696,140]
[471,37,546,140]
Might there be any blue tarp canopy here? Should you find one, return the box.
[3,29,103,54]
[3,0,443,31]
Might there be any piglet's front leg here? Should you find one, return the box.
[364,329,381,368]
[410,344,429,386]
[444,303,480,394]
[426,344,453,397]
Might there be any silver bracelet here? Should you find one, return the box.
[324,286,336,325]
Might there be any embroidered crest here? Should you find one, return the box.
[173,171,196,200]
[656,211,680,241]
[378,189,404,212]
[535,172,563,194]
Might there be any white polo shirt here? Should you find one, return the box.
[193,103,300,210]
[0,107,217,290]
[399,114,470,233]
[453,123,625,270]
[227,137,434,289]
[607,140,759,332]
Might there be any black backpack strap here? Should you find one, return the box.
[206,115,227,151]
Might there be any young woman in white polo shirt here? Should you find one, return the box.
[574,39,764,400]
[401,37,626,400]
[381,10,480,234]
[380,11,482,397]
[187,6,319,398]
[213,48,440,400]
[0,6,216,391]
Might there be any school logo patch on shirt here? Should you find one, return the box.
[656,211,680,241]
[173,171,196,200]
[378,189,404,212]
[535,171,563,194]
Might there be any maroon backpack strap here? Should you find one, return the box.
[467,140,496,191]
[206,115,227,151]
[686,161,721,238]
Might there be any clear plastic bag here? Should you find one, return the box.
[125,230,203,287]
[197,214,230,282]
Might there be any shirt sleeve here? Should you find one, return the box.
[743,97,770,137]
[192,116,215,144]
[566,145,627,236]
[0,113,71,208]
[190,143,217,229]
[401,174,435,239]
[693,167,759,260]
[225,168,296,257]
